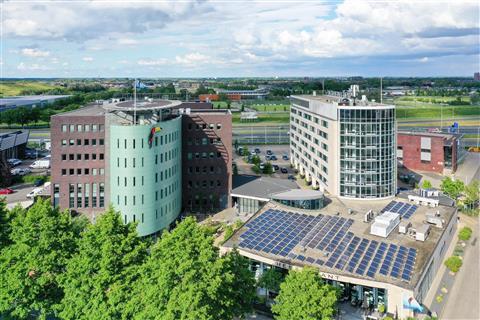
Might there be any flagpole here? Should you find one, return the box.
[133,78,137,125]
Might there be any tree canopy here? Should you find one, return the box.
[59,207,147,320]
[440,177,465,199]
[271,268,338,320]
[126,217,255,320]
[0,199,79,319]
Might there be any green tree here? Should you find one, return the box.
[421,180,433,189]
[257,268,283,303]
[444,256,462,273]
[263,162,273,174]
[458,226,473,241]
[272,268,338,320]
[242,145,250,157]
[59,207,147,320]
[464,180,479,208]
[0,199,80,319]
[440,177,464,199]
[126,217,254,320]
[0,199,12,249]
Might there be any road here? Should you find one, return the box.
[442,217,480,320]
[234,145,294,179]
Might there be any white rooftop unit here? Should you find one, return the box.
[426,211,445,228]
[408,194,439,207]
[370,211,400,238]
[399,221,412,234]
[416,224,430,242]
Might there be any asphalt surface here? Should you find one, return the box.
[234,145,293,178]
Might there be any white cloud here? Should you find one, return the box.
[137,58,168,66]
[419,57,429,63]
[175,52,209,65]
[17,62,50,71]
[21,48,50,57]
[117,38,138,46]
[82,56,94,62]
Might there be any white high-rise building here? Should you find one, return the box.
[290,91,396,199]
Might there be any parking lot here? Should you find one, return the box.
[233,145,294,179]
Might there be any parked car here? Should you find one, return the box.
[282,154,289,160]
[270,155,277,161]
[27,187,43,199]
[265,155,271,161]
[254,148,261,154]
[11,168,31,176]
[281,167,288,174]
[30,159,50,169]
[273,164,280,171]
[33,179,44,187]
[259,163,265,170]
[288,174,296,180]
[7,158,22,167]
[266,149,273,155]
[0,188,14,195]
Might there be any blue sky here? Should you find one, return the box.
[1,0,479,78]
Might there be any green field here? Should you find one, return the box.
[0,81,61,97]
[250,104,289,112]
[232,112,290,125]
[396,105,479,119]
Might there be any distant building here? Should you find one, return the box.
[0,95,71,112]
[199,94,219,102]
[474,72,480,81]
[290,91,396,199]
[397,131,465,174]
[215,89,268,100]
[0,130,29,159]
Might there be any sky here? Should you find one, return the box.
[1,0,479,78]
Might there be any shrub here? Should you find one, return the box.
[444,256,463,273]
[384,317,393,320]
[436,294,444,303]
[221,225,234,245]
[458,226,473,241]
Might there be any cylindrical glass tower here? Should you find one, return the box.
[339,107,396,199]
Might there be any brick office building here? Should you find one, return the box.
[181,108,232,213]
[397,131,463,174]
[51,100,232,236]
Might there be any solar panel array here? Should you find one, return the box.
[382,200,418,219]
[238,208,418,283]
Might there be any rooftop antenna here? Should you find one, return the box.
[380,77,383,104]
[133,78,137,125]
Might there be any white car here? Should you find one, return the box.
[7,158,22,167]
[11,168,31,176]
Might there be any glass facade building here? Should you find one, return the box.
[339,107,396,198]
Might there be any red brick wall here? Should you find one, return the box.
[397,134,445,173]
[50,114,106,218]
[181,112,232,213]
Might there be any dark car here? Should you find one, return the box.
[273,164,280,171]
[281,167,288,174]
[282,154,289,160]
[288,175,296,180]
[266,150,273,155]
[33,179,44,187]
[254,148,261,154]
[265,155,271,161]
[270,155,277,161]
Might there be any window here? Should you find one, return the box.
[84,124,90,132]
[77,183,82,207]
[77,124,83,132]
[84,168,89,175]
[69,184,75,208]
[99,168,104,175]
[69,139,75,146]
[62,139,67,146]
[62,154,67,161]
[99,183,105,207]
[61,125,67,132]
[84,139,89,145]
[217,123,222,130]
[99,153,104,160]
[77,168,82,175]
[69,154,74,160]
[92,124,98,132]
[85,154,90,160]
[69,124,75,132]
[76,154,81,160]
[77,139,82,146]
[92,154,97,160]
[99,124,104,132]
[69,168,74,175]
[92,139,97,146]
[92,168,97,176]
[62,169,66,175]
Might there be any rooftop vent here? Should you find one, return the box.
[408,194,439,207]
[416,224,430,242]
[399,221,412,234]
[370,212,400,238]
[426,211,444,228]
[364,210,374,223]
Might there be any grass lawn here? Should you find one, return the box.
[0,81,61,97]
[232,112,290,125]
[250,104,290,112]
[395,96,471,104]
[396,105,479,119]
[213,101,229,109]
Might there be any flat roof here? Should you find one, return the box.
[223,196,456,290]
[102,99,182,111]
[232,175,299,201]
[292,94,393,107]
[0,130,29,151]
[0,95,71,107]
[271,189,324,201]
[51,104,106,117]
[398,130,460,140]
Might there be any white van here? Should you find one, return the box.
[30,159,50,169]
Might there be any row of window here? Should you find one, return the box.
[187,152,223,160]
[116,180,179,205]
[291,107,329,128]
[61,138,104,147]
[61,168,105,176]
[116,148,179,168]
[65,183,105,208]
[187,123,222,130]
[116,165,179,187]
[187,180,223,188]
[123,198,179,224]
[116,131,179,150]
[186,166,222,174]
[186,137,222,146]
[61,153,104,161]
[61,124,104,133]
